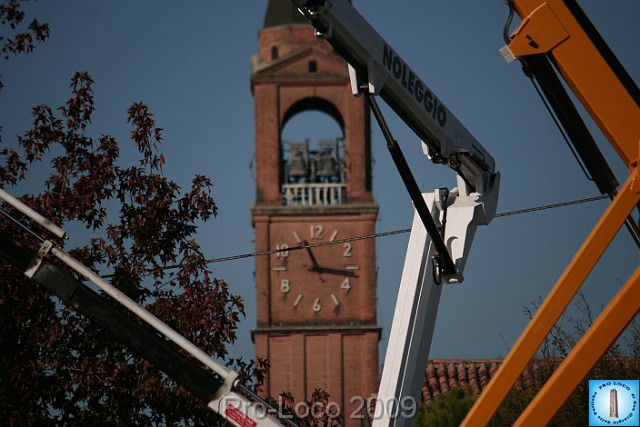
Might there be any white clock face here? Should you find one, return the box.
[272,223,359,314]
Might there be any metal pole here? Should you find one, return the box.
[49,245,236,382]
[0,187,66,239]
[373,193,443,427]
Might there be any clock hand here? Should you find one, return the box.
[303,240,322,272]
[313,267,357,277]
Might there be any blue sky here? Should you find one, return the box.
[1,1,638,366]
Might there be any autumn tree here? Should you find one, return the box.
[0,65,270,424]
[0,4,353,425]
[0,0,50,90]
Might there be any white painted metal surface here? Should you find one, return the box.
[373,193,442,427]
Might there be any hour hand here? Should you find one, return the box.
[314,266,357,277]
[303,240,322,272]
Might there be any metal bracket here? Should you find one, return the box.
[213,370,239,402]
[504,2,570,58]
[24,240,53,278]
[209,370,240,418]
[314,21,333,39]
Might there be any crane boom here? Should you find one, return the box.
[294,0,498,200]
[0,189,292,427]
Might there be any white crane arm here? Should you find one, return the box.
[295,0,498,206]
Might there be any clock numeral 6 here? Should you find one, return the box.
[312,298,322,312]
[275,243,289,258]
[280,279,291,293]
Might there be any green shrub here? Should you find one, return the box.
[416,387,477,427]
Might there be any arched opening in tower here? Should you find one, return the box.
[280,98,347,206]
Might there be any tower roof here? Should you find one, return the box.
[263,0,308,28]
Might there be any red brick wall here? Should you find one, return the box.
[252,22,379,427]
[257,26,318,65]
[254,330,380,425]
[343,333,380,420]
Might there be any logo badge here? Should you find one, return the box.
[589,380,639,426]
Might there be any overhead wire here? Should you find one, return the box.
[1,193,614,279]
[191,194,610,267]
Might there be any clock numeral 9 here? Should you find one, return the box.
[280,279,291,293]
[310,224,324,240]
[275,243,289,258]
[312,298,322,312]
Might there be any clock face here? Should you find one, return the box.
[271,222,360,317]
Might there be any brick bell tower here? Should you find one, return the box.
[250,0,380,423]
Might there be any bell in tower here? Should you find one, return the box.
[315,140,340,183]
[287,143,310,183]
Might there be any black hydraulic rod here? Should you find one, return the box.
[522,54,640,247]
[523,55,618,195]
[367,94,456,275]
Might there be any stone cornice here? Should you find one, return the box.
[251,203,379,217]
[253,324,382,336]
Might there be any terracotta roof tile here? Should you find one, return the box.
[420,359,554,403]
[421,357,640,403]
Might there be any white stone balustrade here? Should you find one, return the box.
[282,182,346,206]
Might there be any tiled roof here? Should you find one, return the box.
[421,359,553,403]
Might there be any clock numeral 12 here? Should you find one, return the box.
[310,224,324,240]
